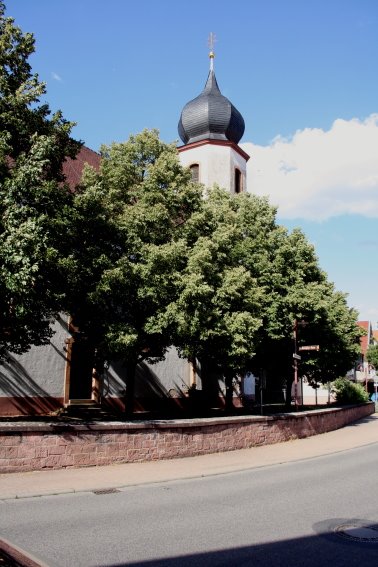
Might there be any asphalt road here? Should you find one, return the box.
[1,443,378,567]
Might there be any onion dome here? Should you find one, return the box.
[178,61,245,146]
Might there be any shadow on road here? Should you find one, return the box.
[103,518,378,567]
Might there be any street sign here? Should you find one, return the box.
[293,353,301,360]
[298,345,320,352]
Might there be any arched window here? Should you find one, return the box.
[190,163,200,183]
[234,168,242,194]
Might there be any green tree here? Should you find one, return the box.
[0,2,80,358]
[251,226,362,404]
[64,129,203,414]
[366,344,378,371]
[155,186,361,411]
[156,188,272,410]
[295,289,362,387]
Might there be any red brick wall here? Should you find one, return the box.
[0,403,374,473]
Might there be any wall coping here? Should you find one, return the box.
[0,403,373,434]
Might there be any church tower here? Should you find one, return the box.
[178,39,249,194]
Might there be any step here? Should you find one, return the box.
[67,399,98,406]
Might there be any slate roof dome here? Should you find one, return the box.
[178,68,245,145]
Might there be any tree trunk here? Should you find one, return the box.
[124,359,137,417]
[198,357,220,409]
[285,375,293,409]
[224,371,234,413]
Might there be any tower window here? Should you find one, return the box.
[190,164,200,183]
[234,168,242,194]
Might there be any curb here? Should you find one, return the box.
[0,538,48,567]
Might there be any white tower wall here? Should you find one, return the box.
[179,142,248,194]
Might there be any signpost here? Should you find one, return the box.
[258,369,266,416]
[292,321,317,410]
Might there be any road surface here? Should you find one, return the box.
[1,442,378,566]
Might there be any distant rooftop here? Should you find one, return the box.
[357,321,373,355]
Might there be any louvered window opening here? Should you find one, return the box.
[190,164,200,183]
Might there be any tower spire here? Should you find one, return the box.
[178,32,245,146]
[208,32,216,71]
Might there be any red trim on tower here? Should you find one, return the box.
[178,139,250,162]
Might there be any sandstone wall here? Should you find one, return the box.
[0,403,374,473]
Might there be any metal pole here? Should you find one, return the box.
[293,319,298,411]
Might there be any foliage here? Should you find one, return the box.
[64,129,203,410]
[249,223,362,401]
[331,377,369,404]
[297,292,362,385]
[148,183,363,408]
[366,344,378,371]
[0,2,80,359]
[158,188,267,375]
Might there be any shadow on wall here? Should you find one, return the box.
[132,361,225,413]
[133,362,226,413]
[106,361,177,412]
[106,360,206,413]
[0,354,62,415]
[136,362,173,401]
[197,361,225,408]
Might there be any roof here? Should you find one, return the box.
[178,69,245,146]
[62,146,101,189]
[357,321,372,355]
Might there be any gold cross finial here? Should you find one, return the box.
[208,32,216,52]
[208,32,216,69]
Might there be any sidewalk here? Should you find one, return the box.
[1,414,377,500]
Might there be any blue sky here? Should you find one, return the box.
[7,0,378,325]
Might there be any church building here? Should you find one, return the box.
[0,48,249,416]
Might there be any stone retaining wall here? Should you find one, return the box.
[0,403,374,473]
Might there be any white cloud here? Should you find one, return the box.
[241,114,378,220]
[51,72,62,82]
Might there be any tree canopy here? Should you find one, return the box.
[159,189,267,369]
[250,224,362,400]
[63,130,203,412]
[366,344,378,372]
[0,2,80,359]
[157,186,362,406]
